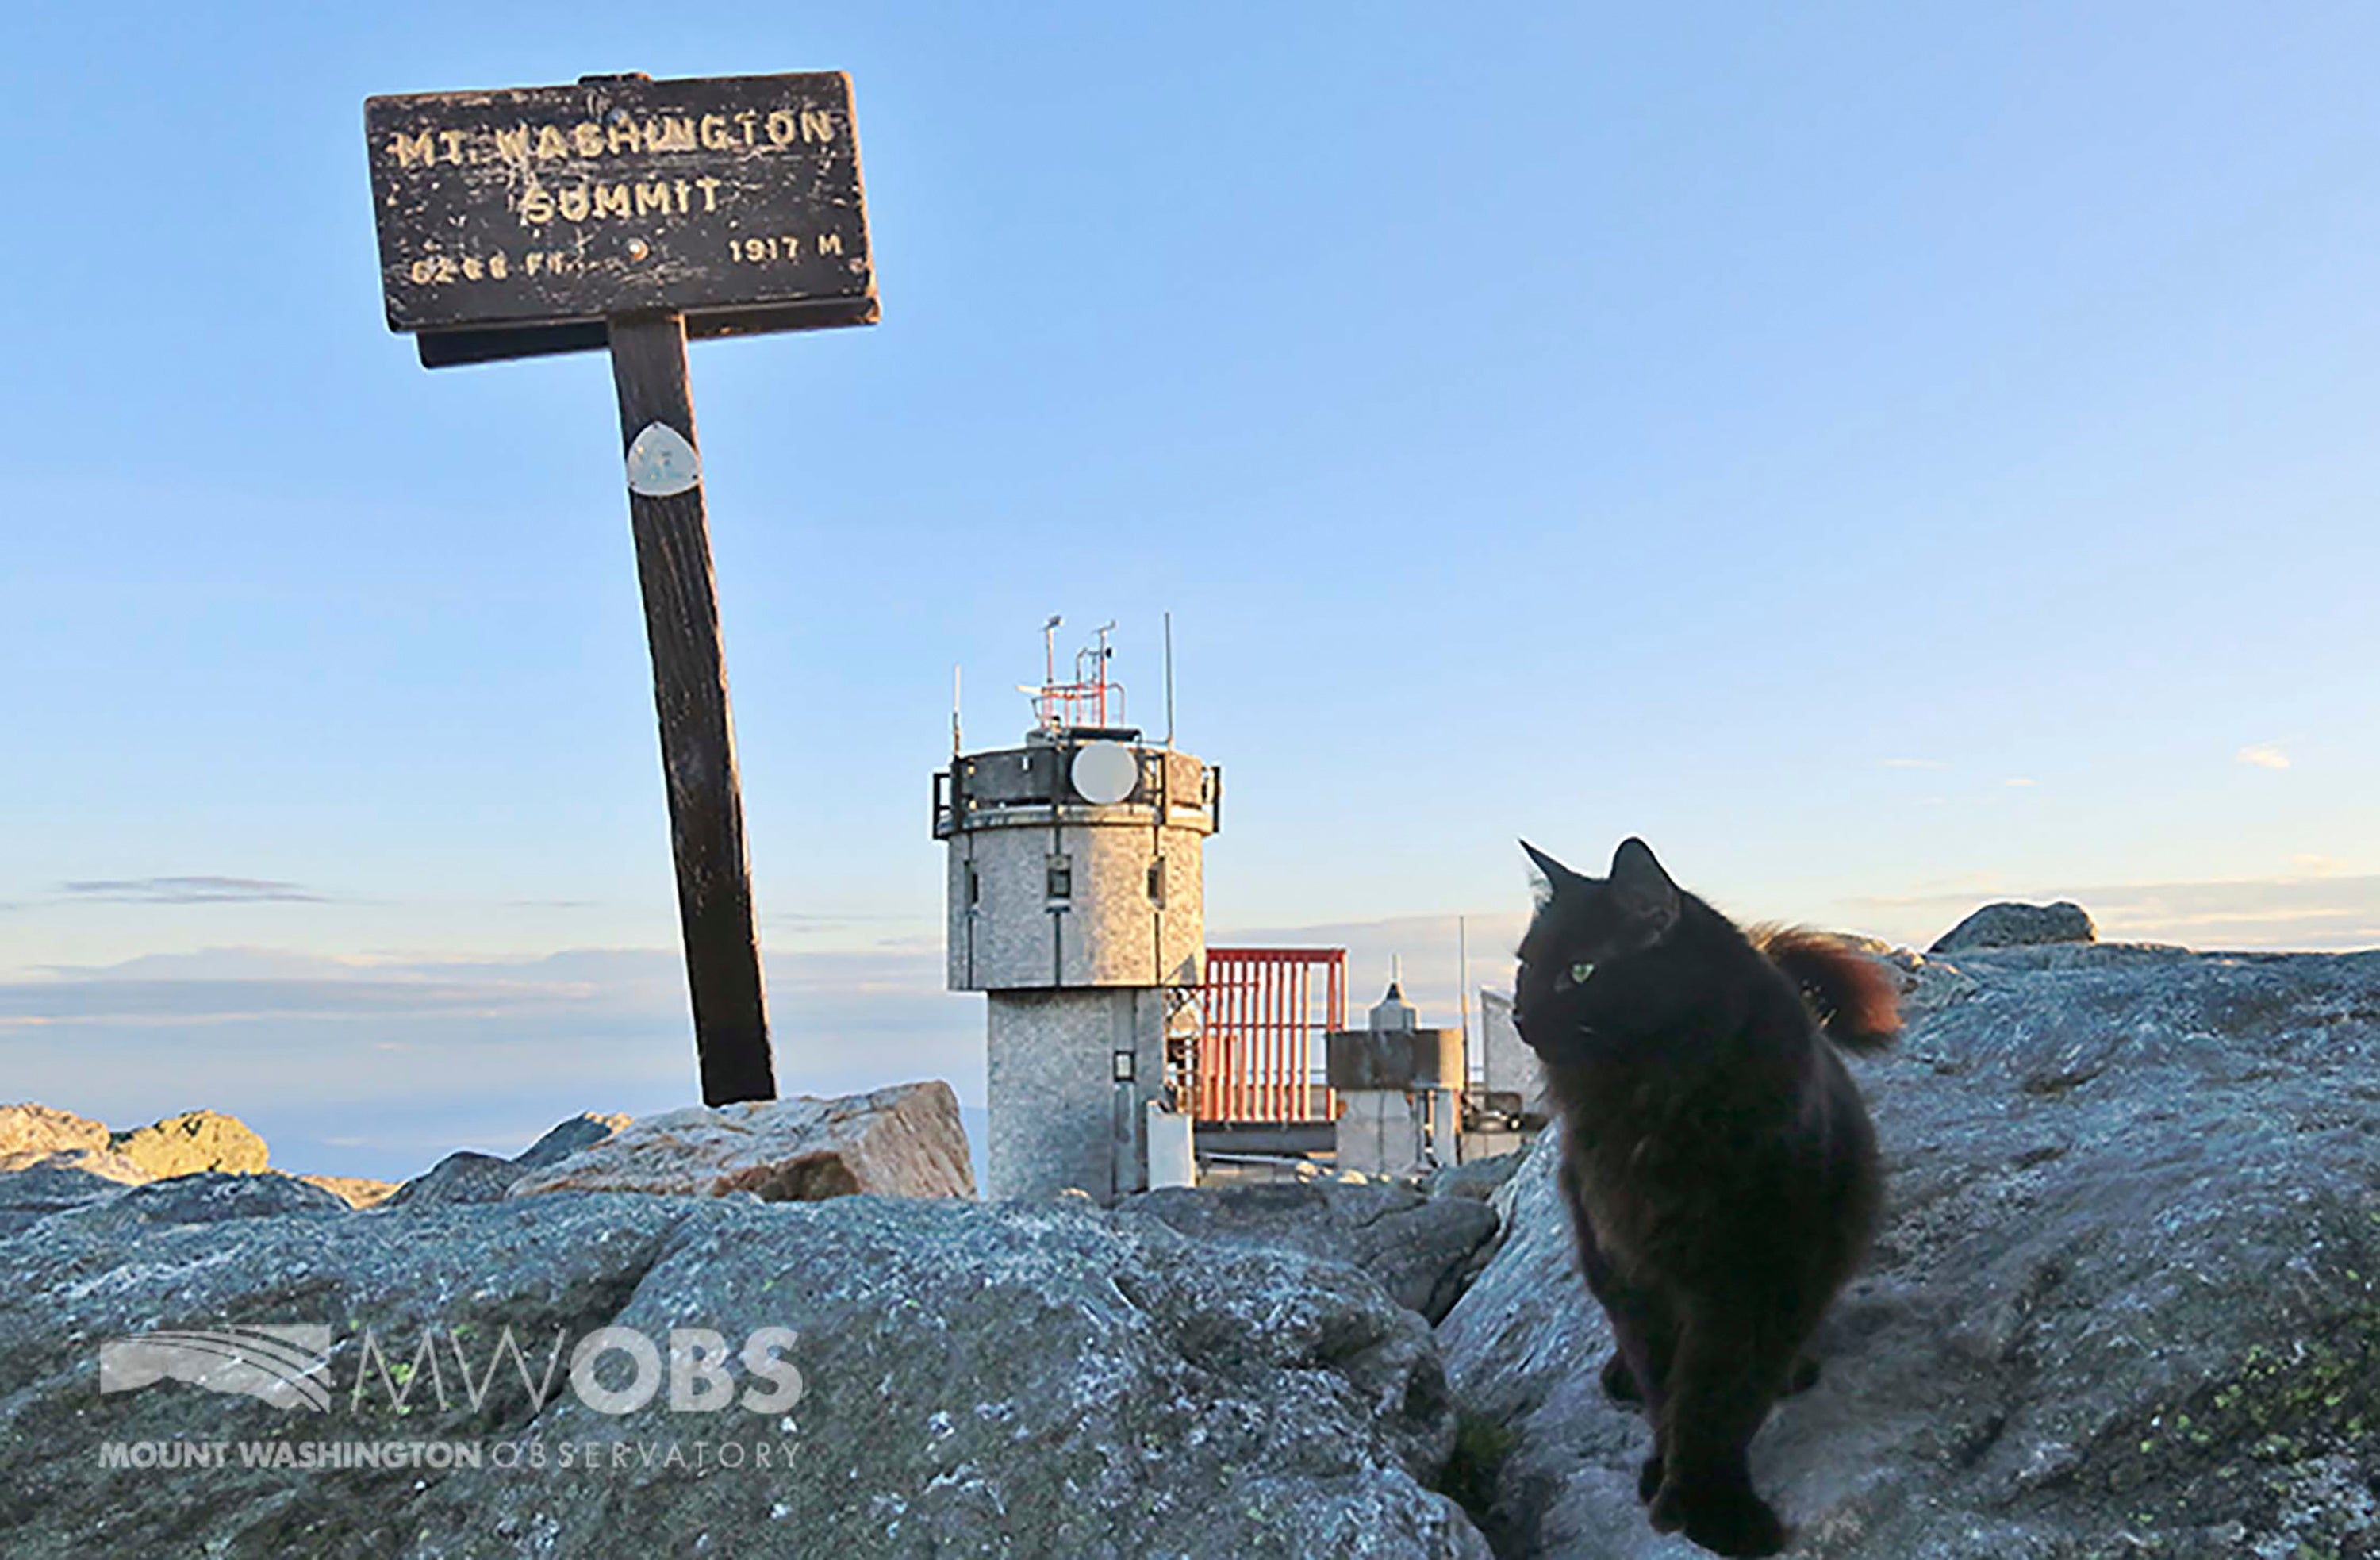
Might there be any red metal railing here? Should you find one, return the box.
[1192,948,1346,1123]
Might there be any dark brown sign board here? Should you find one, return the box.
[366,72,876,367]
[363,71,881,1105]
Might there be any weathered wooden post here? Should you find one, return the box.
[362,71,877,1104]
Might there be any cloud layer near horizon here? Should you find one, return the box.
[0,943,980,1184]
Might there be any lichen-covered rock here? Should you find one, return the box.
[1428,1152,1528,1205]
[108,1109,270,1178]
[0,1102,109,1159]
[0,1192,1489,1558]
[3,1167,349,1242]
[1929,900,2098,953]
[508,1082,974,1202]
[0,1161,127,1238]
[1880,947,1984,1017]
[512,1111,631,1168]
[1121,1177,1499,1322]
[67,1170,350,1234]
[386,1150,532,1207]
[1439,943,2380,1558]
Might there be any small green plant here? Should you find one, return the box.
[1437,1411,1518,1523]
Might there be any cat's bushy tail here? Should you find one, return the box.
[1748,925,1901,1053]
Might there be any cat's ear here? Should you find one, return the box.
[1522,840,1589,897]
[1608,837,1679,931]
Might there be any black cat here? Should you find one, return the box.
[1512,837,1898,1557]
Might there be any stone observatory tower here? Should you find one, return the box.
[931,619,1220,1201]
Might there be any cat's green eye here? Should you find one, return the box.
[1569,961,1595,986]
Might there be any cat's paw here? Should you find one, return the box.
[1636,1454,1664,1504]
[1601,1350,1643,1404]
[1648,1481,1787,1557]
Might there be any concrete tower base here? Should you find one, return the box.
[985,989,1166,1202]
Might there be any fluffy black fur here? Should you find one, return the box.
[1512,837,1898,1557]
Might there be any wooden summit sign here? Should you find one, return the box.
[363,71,880,1106]
[366,71,874,366]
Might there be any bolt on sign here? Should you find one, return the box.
[363,72,881,1105]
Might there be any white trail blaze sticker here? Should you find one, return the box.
[626,422,701,497]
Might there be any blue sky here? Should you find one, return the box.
[4,3,2375,1179]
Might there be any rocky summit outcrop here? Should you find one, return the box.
[2,1104,271,1187]
[507,1082,975,1202]
[0,1102,111,1158]
[386,1150,536,1207]
[0,1104,616,1212]
[1121,1175,1502,1323]
[1440,941,2380,1558]
[108,1109,271,1178]
[12,937,2378,1556]
[0,1144,150,1185]
[512,1111,631,1169]
[296,1174,401,1209]
[379,1112,635,1208]
[1929,900,2098,954]
[0,1181,1489,1558]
